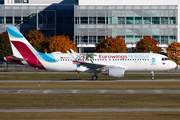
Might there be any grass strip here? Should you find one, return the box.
[0,94,180,109]
[0,74,180,80]
[1,82,180,90]
[0,112,180,120]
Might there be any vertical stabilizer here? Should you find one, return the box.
[6,26,46,70]
[6,26,37,57]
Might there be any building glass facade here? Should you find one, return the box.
[0,1,179,53]
[74,5,177,52]
[0,4,75,38]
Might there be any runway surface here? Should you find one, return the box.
[0,108,180,112]
[1,79,180,82]
[1,90,180,94]
[1,79,180,113]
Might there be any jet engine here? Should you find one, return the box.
[101,67,125,78]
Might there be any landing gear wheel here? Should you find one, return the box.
[151,71,155,80]
[92,75,98,80]
[151,76,155,80]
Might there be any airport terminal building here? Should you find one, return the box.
[0,0,179,53]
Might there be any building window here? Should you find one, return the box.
[64,17,72,24]
[143,17,151,24]
[98,36,105,43]
[121,36,125,41]
[0,17,4,24]
[169,36,177,43]
[135,17,142,24]
[23,17,29,24]
[6,17,13,24]
[89,17,96,24]
[81,36,88,43]
[161,17,168,24]
[89,36,96,43]
[57,17,64,24]
[14,0,28,3]
[15,17,21,24]
[152,36,160,44]
[0,0,4,4]
[161,36,168,44]
[126,36,134,44]
[75,36,79,44]
[118,17,125,24]
[75,17,79,24]
[135,36,142,43]
[152,17,160,24]
[169,17,176,24]
[80,17,88,24]
[107,17,117,24]
[98,17,105,24]
[126,17,133,24]
[30,13,36,24]
[47,17,55,24]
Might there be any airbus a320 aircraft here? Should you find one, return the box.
[4,26,176,80]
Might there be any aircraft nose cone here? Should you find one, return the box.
[172,61,177,69]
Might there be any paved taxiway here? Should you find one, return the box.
[0,108,180,112]
[1,79,180,82]
[1,79,180,113]
[1,90,180,94]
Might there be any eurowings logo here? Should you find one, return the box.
[99,55,127,59]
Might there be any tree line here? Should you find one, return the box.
[0,29,179,65]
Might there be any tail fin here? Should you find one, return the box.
[6,26,46,70]
[6,26,37,57]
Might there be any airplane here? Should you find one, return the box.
[4,26,177,80]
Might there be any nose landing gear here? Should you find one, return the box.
[151,71,155,80]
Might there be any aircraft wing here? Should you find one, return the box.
[67,51,126,70]
[73,61,106,70]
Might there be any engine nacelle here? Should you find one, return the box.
[101,67,125,78]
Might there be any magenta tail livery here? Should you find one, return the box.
[4,26,177,80]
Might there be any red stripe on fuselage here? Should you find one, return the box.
[11,41,46,70]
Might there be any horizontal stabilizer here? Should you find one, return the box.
[4,55,26,61]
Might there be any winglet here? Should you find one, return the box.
[70,49,75,53]
[67,50,77,61]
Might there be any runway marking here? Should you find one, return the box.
[1,90,180,94]
[0,108,180,112]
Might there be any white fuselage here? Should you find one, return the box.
[36,53,176,72]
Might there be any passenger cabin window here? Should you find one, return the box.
[162,58,169,61]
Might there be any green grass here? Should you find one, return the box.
[0,73,180,119]
[1,81,180,90]
[0,112,180,120]
[0,73,180,80]
[0,94,180,109]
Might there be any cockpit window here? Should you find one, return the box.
[162,58,170,61]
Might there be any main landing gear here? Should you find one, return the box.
[151,71,155,80]
[91,71,99,80]
[92,75,98,80]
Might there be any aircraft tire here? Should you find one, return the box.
[151,76,155,80]
[92,75,98,80]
